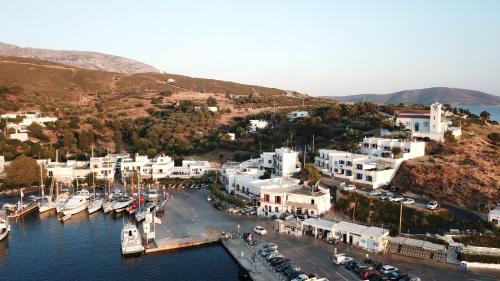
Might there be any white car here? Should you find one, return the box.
[368,190,382,197]
[426,200,439,210]
[253,225,267,235]
[341,184,356,191]
[402,198,415,205]
[380,265,399,275]
[388,195,405,202]
[330,253,353,265]
[291,274,309,281]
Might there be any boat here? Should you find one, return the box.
[0,210,10,241]
[121,222,144,255]
[2,203,17,211]
[87,172,104,214]
[60,214,72,222]
[87,197,104,214]
[134,200,157,222]
[103,201,114,213]
[39,178,57,213]
[61,189,90,216]
[7,190,39,219]
[112,196,133,213]
[127,195,145,214]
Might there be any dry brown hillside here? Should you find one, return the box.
[392,122,500,210]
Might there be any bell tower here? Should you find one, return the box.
[430,102,442,133]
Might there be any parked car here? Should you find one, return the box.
[388,195,405,202]
[344,260,360,271]
[266,252,283,260]
[291,274,309,281]
[378,193,390,200]
[330,253,353,265]
[360,268,379,280]
[263,243,278,251]
[379,265,399,275]
[207,195,213,201]
[402,198,415,205]
[426,200,439,210]
[253,225,267,235]
[369,190,382,197]
[387,271,403,280]
[342,184,356,191]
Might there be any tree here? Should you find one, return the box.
[304,163,320,184]
[207,96,217,106]
[391,147,402,159]
[4,155,40,188]
[480,111,490,124]
[487,132,499,145]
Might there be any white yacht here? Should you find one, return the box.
[0,210,10,241]
[121,222,144,255]
[39,196,57,213]
[87,197,104,214]
[61,190,90,216]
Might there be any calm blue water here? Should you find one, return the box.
[457,104,500,122]
[0,197,240,281]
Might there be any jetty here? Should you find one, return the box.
[145,233,219,254]
[7,204,39,219]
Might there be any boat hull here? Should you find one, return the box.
[0,226,9,241]
[62,203,87,216]
[103,202,114,213]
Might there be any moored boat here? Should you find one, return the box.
[121,222,144,255]
[0,210,10,241]
[87,197,104,214]
[127,195,145,214]
[61,189,90,216]
[112,197,133,213]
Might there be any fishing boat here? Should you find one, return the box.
[121,222,144,255]
[61,189,90,216]
[0,210,10,241]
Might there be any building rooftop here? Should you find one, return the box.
[333,221,370,235]
[303,218,338,230]
[388,236,446,252]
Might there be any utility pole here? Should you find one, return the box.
[312,134,315,155]
[399,202,403,235]
[303,145,307,169]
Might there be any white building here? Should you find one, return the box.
[488,209,500,226]
[121,154,210,179]
[207,106,218,112]
[226,133,235,141]
[258,184,331,218]
[0,156,5,176]
[395,102,461,141]
[47,160,90,184]
[248,120,269,132]
[331,221,389,253]
[151,154,175,180]
[265,147,301,177]
[360,137,425,159]
[89,155,117,181]
[9,132,28,142]
[287,110,309,120]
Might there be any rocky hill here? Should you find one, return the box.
[0,42,159,74]
[326,87,500,105]
[391,121,500,211]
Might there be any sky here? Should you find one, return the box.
[2,1,500,96]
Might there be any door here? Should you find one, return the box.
[368,239,376,250]
[342,234,347,243]
[349,235,353,244]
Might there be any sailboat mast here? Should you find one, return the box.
[40,163,45,197]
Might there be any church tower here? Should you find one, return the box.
[430,102,442,133]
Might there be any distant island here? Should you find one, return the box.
[324,87,500,105]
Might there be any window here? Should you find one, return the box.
[334,168,338,173]
[366,176,373,182]
[264,194,270,202]
[356,164,363,170]
[356,173,363,180]
[372,144,377,149]
[275,207,279,212]
[423,122,429,128]
[275,196,281,204]
[346,170,352,176]
[339,160,344,165]
[311,199,315,205]
[346,161,352,166]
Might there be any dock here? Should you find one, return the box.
[145,233,219,254]
[8,204,39,219]
[221,238,281,281]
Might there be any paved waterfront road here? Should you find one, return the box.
[166,190,498,281]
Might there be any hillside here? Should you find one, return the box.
[391,121,500,211]
[0,42,159,74]
[0,55,316,159]
[326,87,500,105]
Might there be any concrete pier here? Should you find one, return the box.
[221,238,281,281]
[145,232,219,254]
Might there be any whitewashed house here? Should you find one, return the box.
[258,184,331,218]
[331,221,389,253]
[248,120,269,132]
[151,154,175,180]
[47,160,90,184]
[287,110,309,120]
[120,154,151,178]
[89,155,117,181]
[488,209,500,226]
[395,102,461,141]
[8,131,28,142]
[360,137,425,159]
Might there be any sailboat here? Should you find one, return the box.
[39,177,57,213]
[87,172,104,214]
[112,170,134,213]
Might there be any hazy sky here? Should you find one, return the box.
[2,1,499,96]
